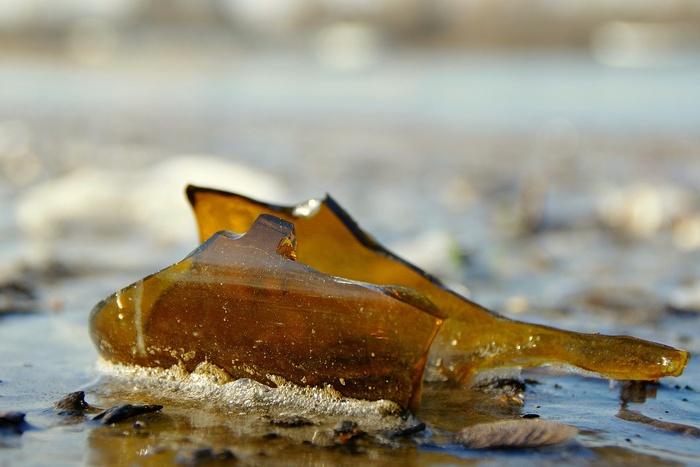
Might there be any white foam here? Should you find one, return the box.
[95,359,409,431]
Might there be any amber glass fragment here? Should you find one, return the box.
[90,215,444,412]
[187,185,690,382]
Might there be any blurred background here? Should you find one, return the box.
[1,2,700,464]
[2,0,700,305]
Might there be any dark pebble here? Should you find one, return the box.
[92,404,163,425]
[193,448,235,461]
[522,413,540,419]
[176,447,236,464]
[0,411,29,435]
[474,378,526,396]
[54,391,90,415]
[391,422,427,438]
[0,279,37,314]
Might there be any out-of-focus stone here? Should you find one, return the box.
[14,156,287,271]
[598,183,695,240]
[668,280,700,316]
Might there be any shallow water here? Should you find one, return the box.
[1,49,699,464]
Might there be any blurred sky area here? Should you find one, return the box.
[2,1,700,129]
[1,1,699,140]
[1,0,699,251]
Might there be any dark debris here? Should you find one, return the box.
[92,404,163,425]
[390,422,427,438]
[0,411,30,435]
[175,447,237,465]
[0,279,38,314]
[54,391,91,416]
[334,420,359,434]
[473,377,527,396]
[267,415,315,427]
[333,420,366,444]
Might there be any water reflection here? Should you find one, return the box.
[617,380,700,437]
[619,380,657,404]
[617,406,700,436]
[83,400,427,466]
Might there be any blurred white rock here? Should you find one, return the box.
[672,214,700,252]
[15,156,287,271]
[597,183,695,240]
[315,22,383,72]
[131,155,287,246]
[668,280,700,315]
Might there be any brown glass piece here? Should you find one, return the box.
[90,215,445,412]
[186,185,689,382]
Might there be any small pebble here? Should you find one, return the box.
[0,411,29,434]
[391,422,427,438]
[333,420,365,444]
[0,279,37,314]
[54,391,90,416]
[92,404,163,425]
